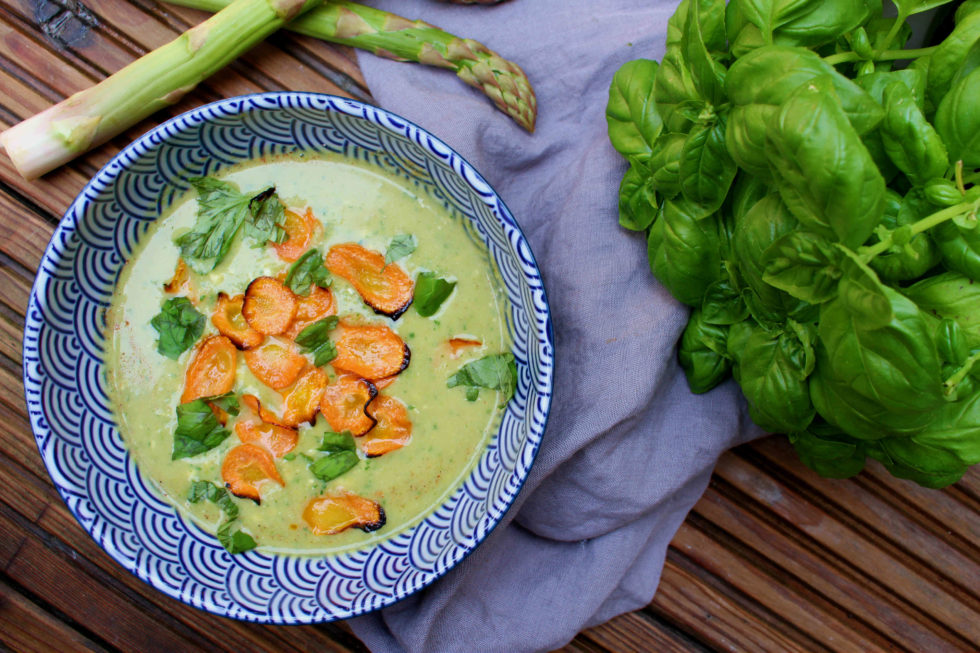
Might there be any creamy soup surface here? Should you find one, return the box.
[105,152,510,555]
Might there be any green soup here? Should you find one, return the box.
[105,152,511,555]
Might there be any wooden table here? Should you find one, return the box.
[1,2,977,651]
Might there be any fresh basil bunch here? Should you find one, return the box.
[606,0,980,488]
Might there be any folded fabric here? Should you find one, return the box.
[350,2,761,650]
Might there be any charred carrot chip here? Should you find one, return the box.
[244,337,308,390]
[325,243,414,319]
[331,319,410,381]
[284,285,335,340]
[211,404,231,426]
[221,444,284,502]
[281,366,328,427]
[447,337,483,358]
[241,394,290,428]
[319,373,378,436]
[234,419,298,458]
[272,208,319,262]
[303,493,386,535]
[212,293,264,350]
[181,335,237,404]
[164,258,190,294]
[242,277,298,336]
[360,395,412,457]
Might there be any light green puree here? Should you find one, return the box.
[105,152,510,555]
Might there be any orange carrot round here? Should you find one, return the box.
[180,335,237,404]
[319,373,378,436]
[212,292,264,350]
[241,394,290,429]
[243,337,308,390]
[242,276,298,336]
[325,243,414,318]
[284,285,335,340]
[330,319,410,381]
[272,208,319,262]
[281,366,328,427]
[303,493,385,535]
[360,394,412,457]
[234,419,298,458]
[221,444,284,503]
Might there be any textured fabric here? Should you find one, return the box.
[348,2,760,651]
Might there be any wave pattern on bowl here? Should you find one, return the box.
[23,93,553,624]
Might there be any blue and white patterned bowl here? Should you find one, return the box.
[23,93,553,624]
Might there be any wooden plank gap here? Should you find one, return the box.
[0,576,112,653]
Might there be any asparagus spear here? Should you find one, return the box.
[0,0,322,179]
[163,0,537,132]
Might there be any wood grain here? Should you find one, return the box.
[0,2,978,652]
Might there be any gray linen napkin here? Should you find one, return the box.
[349,2,761,650]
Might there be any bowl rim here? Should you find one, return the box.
[22,91,554,624]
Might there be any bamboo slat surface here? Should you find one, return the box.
[1,2,977,652]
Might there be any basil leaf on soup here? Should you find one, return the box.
[295,316,339,366]
[172,392,238,460]
[150,296,205,360]
[187,479,256,553]
[309,430,359,482]
[285,248,332,295]
[447,353,517,403]
[245,186,288,246]
[216,519,257,554]
[386,234,417,263]
[414,272,456,317]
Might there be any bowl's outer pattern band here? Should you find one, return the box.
[22,93,554,624]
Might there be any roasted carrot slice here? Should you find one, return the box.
[272,208,319,262]
[242,276,298,336]
[331,319,410,380]
[212,292,264,350]
[180,335,237,404]
[372,375,397,391]
[243,337,308,390]
[221,444,284,502]
[281,366,328,427]
[303,493,386,535]
[241,394,290,428]
[284,285,335,340]
[325,243,414,318]
[234,419,298,458]
[448,337,483,358]
[319,373,378,436]
[360,395,412,457]
[164,258,191,294]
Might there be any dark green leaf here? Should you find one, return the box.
[935,67,980,169]
[927,5,980,107]
[654,46,704,134]
[187,480,239,520]
[309,451,359,482]
[678,309,731,393]
[150,296,205,360]
[295,316,339,366]
[285,248,332,296]
[867,189,941,282]
[447,353,518,404]
[386,234,417,263]
[606,59,663,158]
[245,187,287,247]
[318,429,357,453]
[761,230,843,304]
[679,116,737,213]
[216,520,257,554]
[682,0,727,106]
[617,160,658,231]
[172,393,237,460]
[904,271,980,347]
[880,81,949,185]
[789,421,868,479]
[700,276,748,325]
[414,272,456,317]
[737,0,812,43]
[647,198,722,307]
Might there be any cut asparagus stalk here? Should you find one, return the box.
[0,0,322,179]
[164,0,537,132]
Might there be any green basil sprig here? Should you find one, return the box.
[150,296,205,360]
[172,393,239,460]
[187,480,257,554]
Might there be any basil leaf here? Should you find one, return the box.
[245,187,288,247]
[308,430,358,482]
[187,480,239,520]
[386,234,417,263]
[295,316,339,366]
[150,296,205,360]
[172,393,237,460]
[678,309,731,394]
[447,353,517,404]
[617,158,658,231]
[216,520,257,554]
[285,248,332,296]
[606,58,663,158]
[414,273,456,317]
